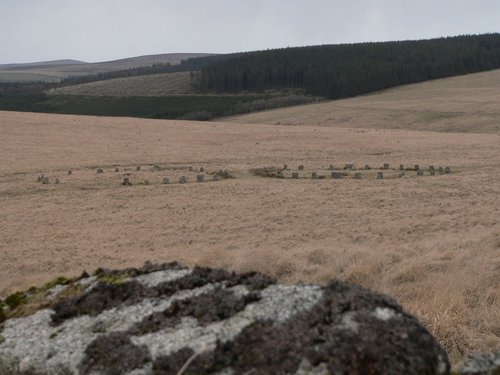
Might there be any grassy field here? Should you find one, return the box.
[1,68,499,366]
[1,109,499,365]
[48,71,196,96]
[223,69,500,134]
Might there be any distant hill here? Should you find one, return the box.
[0,53,215,82]
[0,59,86,70]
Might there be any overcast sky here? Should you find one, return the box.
[2,0,499,64]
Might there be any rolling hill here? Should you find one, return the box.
[221,69,500,134]
[0,53,214,82]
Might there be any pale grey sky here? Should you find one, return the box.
[1,0,499,64]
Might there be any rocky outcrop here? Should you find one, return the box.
[0,262,450,374]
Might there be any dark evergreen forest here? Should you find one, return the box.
[195,34,500,98]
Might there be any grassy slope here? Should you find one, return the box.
[48,71,196,96]
[0,53,214,82]
[222,69,500,134]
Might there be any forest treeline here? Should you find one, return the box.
[195,34,500,98]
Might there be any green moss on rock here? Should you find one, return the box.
[43,276,71,291]
[5,292,27,310]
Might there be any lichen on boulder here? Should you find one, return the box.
[0,262,450,374]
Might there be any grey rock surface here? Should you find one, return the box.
[455,351,500,375]
[0,262,450,375]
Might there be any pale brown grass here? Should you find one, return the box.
[0,110,499,365]
[223,69,500,134]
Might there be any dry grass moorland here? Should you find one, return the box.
[0,71,499,365]
[224,69,500,134]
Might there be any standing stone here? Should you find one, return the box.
[445,167,451,174]
[68,170,72,175]
[122,177,130,186]
[38,174,44,182]
[377,172,384,180]
[383,163,390,170]
[97,168,104,174]
[292,172,299,179]
[42,177,49,185]
[298,165,305,171]
[115,167,120,172]
[283,164,288,170]
[354,173,362,179]
[188,167,193,172]
[417,170,424,176]
[197,174,205,182]
[414,164,420,171]
[332,172,342,179]
[162,177,170,185]
[400,164,404,171]
[364,164,371,170]
[179,176,188,184]
[200,167,204,172]
[144,180,150,186]
[311,172,318,179]
[136,166,141,171]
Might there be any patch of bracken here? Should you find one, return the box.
[130,287,261,335]
[250,166,281,178]
[79,332,151,375]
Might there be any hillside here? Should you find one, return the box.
[198,34,500,100]
[48,71,196,96]
[221,69,500,134]
[0,53,214,82]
